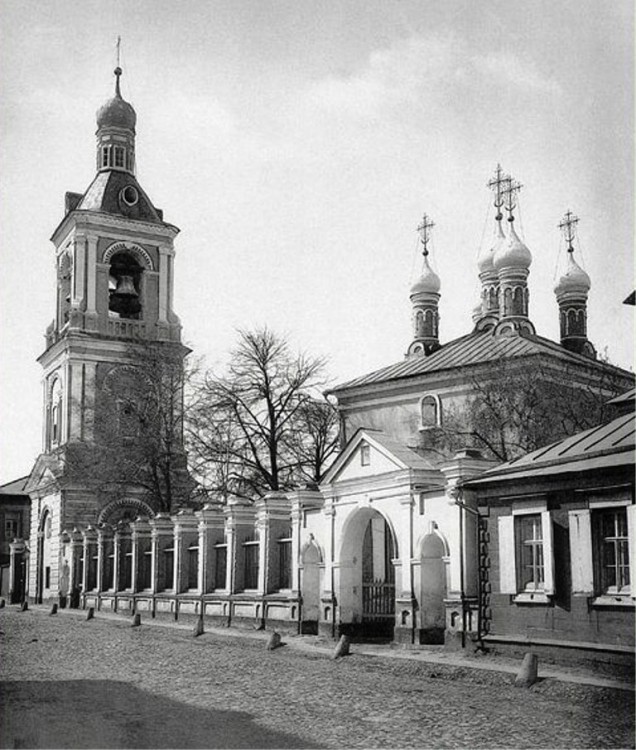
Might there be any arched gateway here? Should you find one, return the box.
[337,508,397,640]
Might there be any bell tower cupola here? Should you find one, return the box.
[554,210,595,358]
[96,66,136,174]
[492,175,535,335]
[407,213,441,357]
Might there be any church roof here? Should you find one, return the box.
[76,170,164,224]
[464,410,635,486]
[330,330,632,394]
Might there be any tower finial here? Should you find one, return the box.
[558,210,579,253]
[114,36,122,97]
[417,213,435,257]
[487,164,508,222]
[502,175,522,222]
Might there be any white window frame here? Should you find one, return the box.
[498,500,554,603]
[419,393,441,430]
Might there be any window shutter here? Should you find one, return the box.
[541,511,555,595]
[568,510,593,594]
[627,504,636,599]
[498,515,516,594]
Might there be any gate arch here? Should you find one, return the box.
[338,507,397,639]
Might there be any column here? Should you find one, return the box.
[394,493,416,644]
[85,234,98,329]
[67,528,84,607]
[81,526,98,593]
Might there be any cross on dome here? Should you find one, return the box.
[417,213,435,257]
[558,210,579,252]
[487,164,509,221]
[502,176,522,222]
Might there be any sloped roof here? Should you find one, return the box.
[365,430,438,472]
[330,329,632,394]
[0,476,30,495]
[76,171,163,224]
[609,388,636,405]
[465,411,635,486]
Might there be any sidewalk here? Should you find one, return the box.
[26,603,635,693]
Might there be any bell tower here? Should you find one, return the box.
[27,64,189,603]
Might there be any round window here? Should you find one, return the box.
[120,186,139,206]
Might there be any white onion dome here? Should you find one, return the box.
[554,252,591,296]
[478,221,506,274]
[96,68,137,131]
[410,255,441,295]
[493,222,532,271]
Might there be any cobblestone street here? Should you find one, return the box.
[1,607,634,749]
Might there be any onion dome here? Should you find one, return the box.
[478,220,506,274]
[96,68,136,131]
[410,255,441,296]
[493,222,532,271]
[554,251,591,296]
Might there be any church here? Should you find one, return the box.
[15,66,635,665]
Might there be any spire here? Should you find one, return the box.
[95,51,137,174]
[407,213,441,357]
[554,210,594,358]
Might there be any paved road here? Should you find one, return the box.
[1,607,634,749]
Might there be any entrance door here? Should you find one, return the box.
[361,515,395,638]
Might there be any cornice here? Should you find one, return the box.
[51,209,179,246]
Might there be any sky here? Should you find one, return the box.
[0,0,634,481]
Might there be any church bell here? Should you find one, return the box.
[110,274,141,316]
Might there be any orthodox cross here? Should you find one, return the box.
[558,210,579,253]
[487,164,508,221]
[502,176,522,221]
[417,213,435,257]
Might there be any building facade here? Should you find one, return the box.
[25,67,188,605]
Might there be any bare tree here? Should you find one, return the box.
[66,340,196,513]
[421,356,629,463]
[186,327,336,501]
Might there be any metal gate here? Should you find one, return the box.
[362,578,395,622]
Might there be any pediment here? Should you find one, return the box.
[25,454,62,495]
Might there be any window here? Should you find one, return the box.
[360,443,370,466]
[139,545,152,590]
[5,516,19,541]
[498,508,554,600]
[243,539,259,589]
[101,145,111,168]
[45,567,51,588]
[121,541,133,590]
[594,508,630,595]
[114,146,125,168]
[515,515,544,591]
[87,546,98,591]
[569,503,636,602]
[278,530,292,589]
[103,543,115,590]
[420,394,440,429]
[214,544,227,590]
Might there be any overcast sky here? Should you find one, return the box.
[0,0,633,481]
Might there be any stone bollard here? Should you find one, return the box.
[86,607,95,621]
[266,631,281,651]
[50,603,58,616]
[20,601,28,612]
[131,613,141,628]
[192,617,204,637]
[515,652,539,687]
[333,634,350,659]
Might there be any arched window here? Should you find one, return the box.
[420,394,441,429]
[108,251,142,320]
[49,378,63,448]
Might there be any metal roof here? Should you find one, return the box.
[466,412,635,486]
[0,476,30,495]
[330,330,630,394]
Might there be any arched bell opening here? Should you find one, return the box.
[338,508,397,642]
[108,251,142,319]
